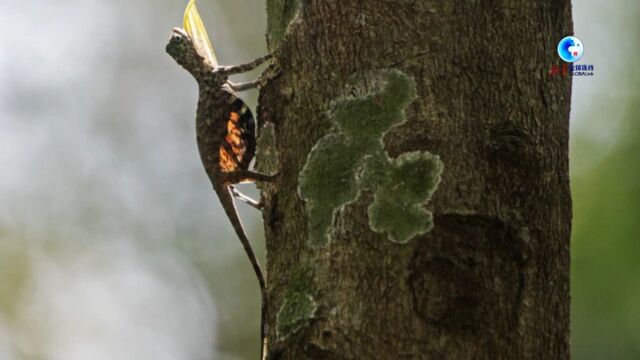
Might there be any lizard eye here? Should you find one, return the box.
[166,29,192,62]
[171,27,188,41]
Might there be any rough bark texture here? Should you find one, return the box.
[257,1,572,359]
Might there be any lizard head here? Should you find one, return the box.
[166,27,213,80]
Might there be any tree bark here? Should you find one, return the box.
[258,1,572,359]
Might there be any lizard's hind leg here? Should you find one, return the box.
[230,185,263,210]
[226,169,279,184]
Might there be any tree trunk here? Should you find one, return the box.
[257,1,572,359]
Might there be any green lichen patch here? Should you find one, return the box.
[287,263,315,294]
[334,71,416,143]
[266,0,301,48]
[276,292,317,339]
[298,70,443,246]
[298,134,362,246]
[276,265,317,339]
[358,154,389,190]
[366,152,443,243]
[255,122,278,175]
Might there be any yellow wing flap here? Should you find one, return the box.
[183,0,218,67]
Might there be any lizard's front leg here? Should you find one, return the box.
[216,54,272,76]
[228,79,261,92]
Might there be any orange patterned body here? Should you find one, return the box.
[195,86,256,182]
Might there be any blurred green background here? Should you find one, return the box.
[0,0,637,359]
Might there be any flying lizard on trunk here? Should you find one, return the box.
[165,1,277,357]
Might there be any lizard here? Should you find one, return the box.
[165,1,277,357]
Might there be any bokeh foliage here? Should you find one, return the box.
[571,69,640,359]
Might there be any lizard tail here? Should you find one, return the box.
[215,185,268,359]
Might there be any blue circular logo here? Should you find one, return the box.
[557,36,584,63]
